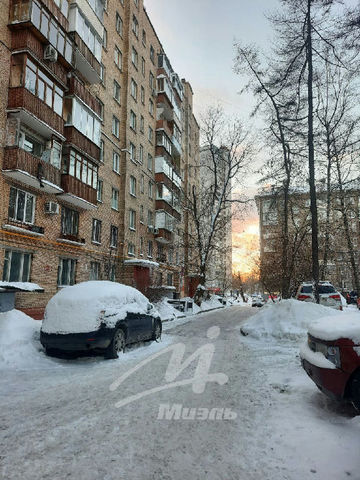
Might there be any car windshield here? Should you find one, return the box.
[301,285,312,293]
[319,285,336,294]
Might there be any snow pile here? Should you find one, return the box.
[0,309,48,369]
[199,295,225,312]
[154,298,187,322]
[241,299,340,341]
[309,312,360,343]
[42,281,151,334]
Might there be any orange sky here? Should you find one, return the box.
[232,216,260,278]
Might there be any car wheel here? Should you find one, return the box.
[152,319,162,342]
[105,328,125,359]
[350,371,360,412]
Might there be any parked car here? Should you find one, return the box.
[346,291,358,305]
[251,295,265,308]
[40,281,162,359]
[301,314,360,411]
[295,281,342,310]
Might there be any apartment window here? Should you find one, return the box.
[140,237,144,256]
[113,151,120,173]
[148,126,153,143]
[132,15,139,37]
[142,29,146,45]
[102,28,107,48]
[99,139,104,162]
[130,142,136,162]
[114,46,122,70]
[67,98,101,146]
[147,210,153,227]
[131,78,138,100]
[69,8,102,60]
[129,209,136,230]
[63,150,98,188]
[140,205,144,223]
[100,63,105,84]
[61,207,79,236]
[132,47,138,68]
[148,180,153,199]
[150,45,155,64]
[139,144,144,164]
[130,110,137,131]
[167,273,173,286]
[24,58,64,116]
[112,188,119,210]
[97,97,104,122]
[90,261,100,280]
[140,174,144,193]
[147,240,153,258]
[2,250,31,282]
[141,57,145,76]
[128,242,135,256]
[113,80,121,103]
[140,115,144,133]
[58,258,76,286]
[8,187,35,224]
[110,225,118,248]
[149,98,154,116]
[129,176,137,196]
[147,153,153,172]
[92,219,102,243]
[116,13,123,36]
[149,72,154,89]
[97,179,103,202]
[112,116,120,138]
[140,86,145,104]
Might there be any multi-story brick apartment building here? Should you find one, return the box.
[256,185,360,293]
[0,0,200,317]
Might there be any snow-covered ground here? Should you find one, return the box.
[1,305,359,479]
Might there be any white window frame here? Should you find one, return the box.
[113,150,120,173]
[129,176,137,197]
[129,209,136,230]
[2,250,32,282]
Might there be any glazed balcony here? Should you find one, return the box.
[59,175,97,209]
[172,135,182,158]
[7,87,64,136]
[155,228,173,245]
[155,172,180,195]
[69,31,101,84]
[64,126,100,163]
[9,0,68,31]
[3,146,63,193]
[156,200,181,221]
[67,76,102,116]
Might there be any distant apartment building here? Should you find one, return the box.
[0,0,199,317]
[256,185,360,292]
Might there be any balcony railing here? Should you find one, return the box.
[69,31,101,83]
[155,228,173,244]
[156,200,181,221]
[8,87,64,135]
[67,77,102,117]
[61,174,97,206]
[9,0,68,30]
[64,126,100,162]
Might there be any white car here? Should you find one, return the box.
[295,281,342,310]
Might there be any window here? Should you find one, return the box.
[114,46,122,69]
[110,225,118,248]
[112,151,120,173]
[149,98,154,116]
[128,242,135,256]
[112,188,119,210]
[97,97,104,122]
[131,78,138,100]
[167,273,173,286]
[61,207,79,236]
[132,15,139,37]
[24,58,64,116]
[140,237,144,256]
[148,126,153,143]
[148,181,153,199]
[140,115,144,133]
[100,63,105,84]
[129,210,136,230]
[147,153,153,171]
[8,187,35,224]
[142,29,146,45]
[92,219,102,243]
[112,116,120,138]
[102,28,107,48]
[147,209,153,226]
[63,150,98,188]
[132,47,138,68]
[2,250,31,282]
[141,57,145,76]
[97,179,103,202]
[130,110,137,131]
[139,144,144,164]
[116,13,123,36]
[150,45,155,64]
[140,205,144,223]
[129,176,136,196]
[140,174,144,193]
[149,72,154,89]
[147,240,153,258]
[130,142,136,162]
[58,258,76,286]
[140,86,145,104]
[69,8,101,60]
[67,98,101,145]
[113,80,121,103]
[90,261,100,280]
[99,139,104,162]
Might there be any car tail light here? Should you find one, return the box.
[329,294,341,301]
[298,294,311,300]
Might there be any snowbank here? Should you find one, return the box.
[155,295,225,322]
[42,281,151,334]
[0,309,49,369]
[309,312,360,344]
[241,299,340,341]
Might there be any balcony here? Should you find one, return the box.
[58,174,97,209]
[69,32,101,84]
[64,126,100,163]
[67,77,102,117]
[9,0,68,30]
[155,228,173,245]
[156,200,181,221]
[172,135,182,157]
[2,147,63,193]
[7,87,64,137]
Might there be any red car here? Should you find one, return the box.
[301,314,360,411]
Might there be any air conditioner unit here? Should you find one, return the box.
[44,44,58,63]
[45,202,59,214]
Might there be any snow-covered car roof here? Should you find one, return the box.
[42,281,152,334]
[309,312,360,344]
